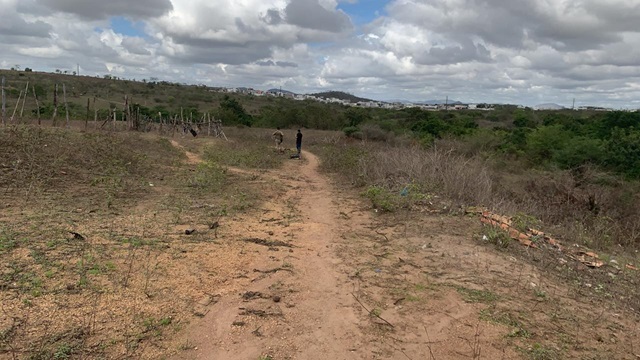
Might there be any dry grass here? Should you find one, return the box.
[313,135,640,251]
[313,136,640,315]
[0,124,273,358]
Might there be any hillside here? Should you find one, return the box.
[1,125,638,359]
[308,90,374,103]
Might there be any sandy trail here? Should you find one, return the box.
[171,150,368,359]
[167,139,640,360]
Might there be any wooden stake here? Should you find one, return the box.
[172,114,177,137]
[1,77,5,126]
[123,95,129,129]
[10,90,23,123]
[32,86,41,125]
[85,97,90,130]
[93,97,97,129]
[52,84,58,126]
[19,81,29,120]
[63,84,70,128]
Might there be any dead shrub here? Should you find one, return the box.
[315,136,640,250]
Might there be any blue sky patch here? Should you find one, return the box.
[338,0,389,25]
[110,16,147,37]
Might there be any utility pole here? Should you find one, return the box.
[77,63,80,76]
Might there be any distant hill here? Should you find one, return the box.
[416,99,463,105]
[535,103,565,110]
[266,88,296,95]
[309,91,374,103]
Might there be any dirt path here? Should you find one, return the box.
[170,150,368,359]
[167,140,640,360]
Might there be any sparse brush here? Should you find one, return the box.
[314,135,640,250]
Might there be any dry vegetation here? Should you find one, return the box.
[0,125,281,359]
[2,122,640,359]
[311,135,640,313]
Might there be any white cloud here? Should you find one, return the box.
[0,0,639,107]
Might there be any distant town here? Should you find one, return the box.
[220,87,622,112]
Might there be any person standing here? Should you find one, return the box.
[272,127,284,151]
[296,129,303,154]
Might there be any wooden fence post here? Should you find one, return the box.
[93,97,97,129]
[85,97,90,130]
[123,95,129,130]
[52,84,58,126]
[62,84,70,128]
[10,90,22,123]
[32,86,41,125]
[1,77,5,126]
[19,81,29,120]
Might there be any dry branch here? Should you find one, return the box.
[351,293,394,328]
[243,237,293,247]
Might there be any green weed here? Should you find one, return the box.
[188,161,227,190]
[481,227,511,249]
[0,227,19,253]
[362,185,397,212]
[455,286,499,304]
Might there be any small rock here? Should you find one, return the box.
[273,296,281,303]
[610,259,619,265]
[232,321,246,326]
[185,228,196,235]
[198,295,214,306]
[268,231,274,236]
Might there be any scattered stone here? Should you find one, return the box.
[273,296,281,303]
[232,321,246,327]
[69,231,85,240]
[198,295,216,306]
[268,231,274,236]
[185,228,196,235]
[242,291,265,300]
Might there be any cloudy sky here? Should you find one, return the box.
[1,0,640,108]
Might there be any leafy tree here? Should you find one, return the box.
[218,95,252,126]
[513,109,536,128]
[603,128,640,178]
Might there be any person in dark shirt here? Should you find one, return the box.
[296,129,303,154]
